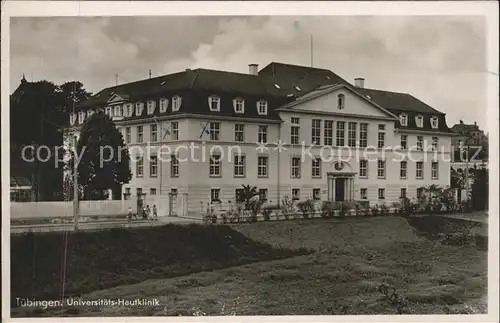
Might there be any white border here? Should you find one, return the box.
[1,2,499,323]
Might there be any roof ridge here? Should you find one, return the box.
[361,87,410,96]
[267,61,331,72]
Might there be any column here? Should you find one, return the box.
[351,178,355,201]
[344,178,348,201]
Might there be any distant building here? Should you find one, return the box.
[450,120,488,163]
[66,62,455,217]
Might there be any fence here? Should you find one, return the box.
[10,193,189,220]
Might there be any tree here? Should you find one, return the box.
[240,184,259,210]
[471,168,488,211]
[76,111,132,200]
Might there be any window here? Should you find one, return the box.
[147,100,156,115]
[360,188,367,200]
[430,116,439,129]
[209,96,220,111]
[171,122,179,141]
[417,187,424,198]
[209,122,220,141]
[171,154,179,177]
[125,187,131,195]
[150,155,158,177]
[378,124,385,131]
[312,119,321,144]
[150,124,158,142]
[135,102,144,116]
[209,154,221,177]
[258,125,267,144]
[415,115,424,128]
[150,188,157,196]
[257,156,268,177]
[171,188,178,197]
[400,188,407,198]
[291,157,301,178]
[235,124,245,142]
[259,189,268,202]
[235,189,245,203]
[324,120,333,145]
[432,136,439,150]
[359,159,368,178]
[291,117,300,145]
[137,126,144,143]
[257,100,268,115]
[211,189,221,203]
[136,155,144,177]
[114,105,122,117]
[417,136,423,151]
[359,123,368,148]
[78,111,86,124]
[348,122,357,147]
[105,107,112,118]
[312,157,321,178]
[172,96,182,111]
[377,125,385,149]
[399,114,408,126]
[136,188,142,195]
[124,103,133,117]
[337,93,345,110]
[159,98,168,113]
[313,188,321,200]
[401,135,407,150]
[292,188,300,200]
[416,161,424,179]
[125,127,131,144]
[378,188,385,200]
[377,160,386,179]
[432,162,439,179]
[234,98,244,113]
[400,161,407,179]
[234,155,246,177]
[336,121,345,146]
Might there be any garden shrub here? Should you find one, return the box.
[296,198,315,219]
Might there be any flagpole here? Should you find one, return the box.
[310,34,313,68]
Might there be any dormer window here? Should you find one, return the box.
[415,115,424,128]
[69,113,77,126]
[78,111,86,124]
[337,93,345,110]
[87,110,94,118]
[399,114,408,126]
[114,105,122,117]
[208,96,220,112]
[233,98,244,113]
[274,83,281,89]
[257,100,268,115]
[294,86,301,91]
[430,116,439,129]
[105,106,113,117]
[172,95,182,111]
[122,103,132,117]
[147,100,156,115]
[159,98,168,113]
[135,102,144,116]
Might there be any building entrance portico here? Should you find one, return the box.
[326,161,356,202]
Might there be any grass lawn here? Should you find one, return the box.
[13,216,487,317]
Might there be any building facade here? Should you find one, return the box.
[66,62,455,217]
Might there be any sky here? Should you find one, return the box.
[10,15,488,130]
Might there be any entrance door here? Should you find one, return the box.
[335,178,345,202]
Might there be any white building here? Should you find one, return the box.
[66,62,455,217]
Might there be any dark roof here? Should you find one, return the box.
[258,62,350,96]
[74,62,452,132]
[76,68,292,121]
[355,88,444,115]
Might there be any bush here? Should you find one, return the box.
[339,203,349,217]
[379,204,389,216]
[262,208,272,221]
[296,198,315,219]
[321,201,335,218]
[370,205,379,217]
[280,195,295,220]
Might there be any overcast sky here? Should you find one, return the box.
[10,16,488,129]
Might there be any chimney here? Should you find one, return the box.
[249,64,258,76]
[354,78,365,88]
